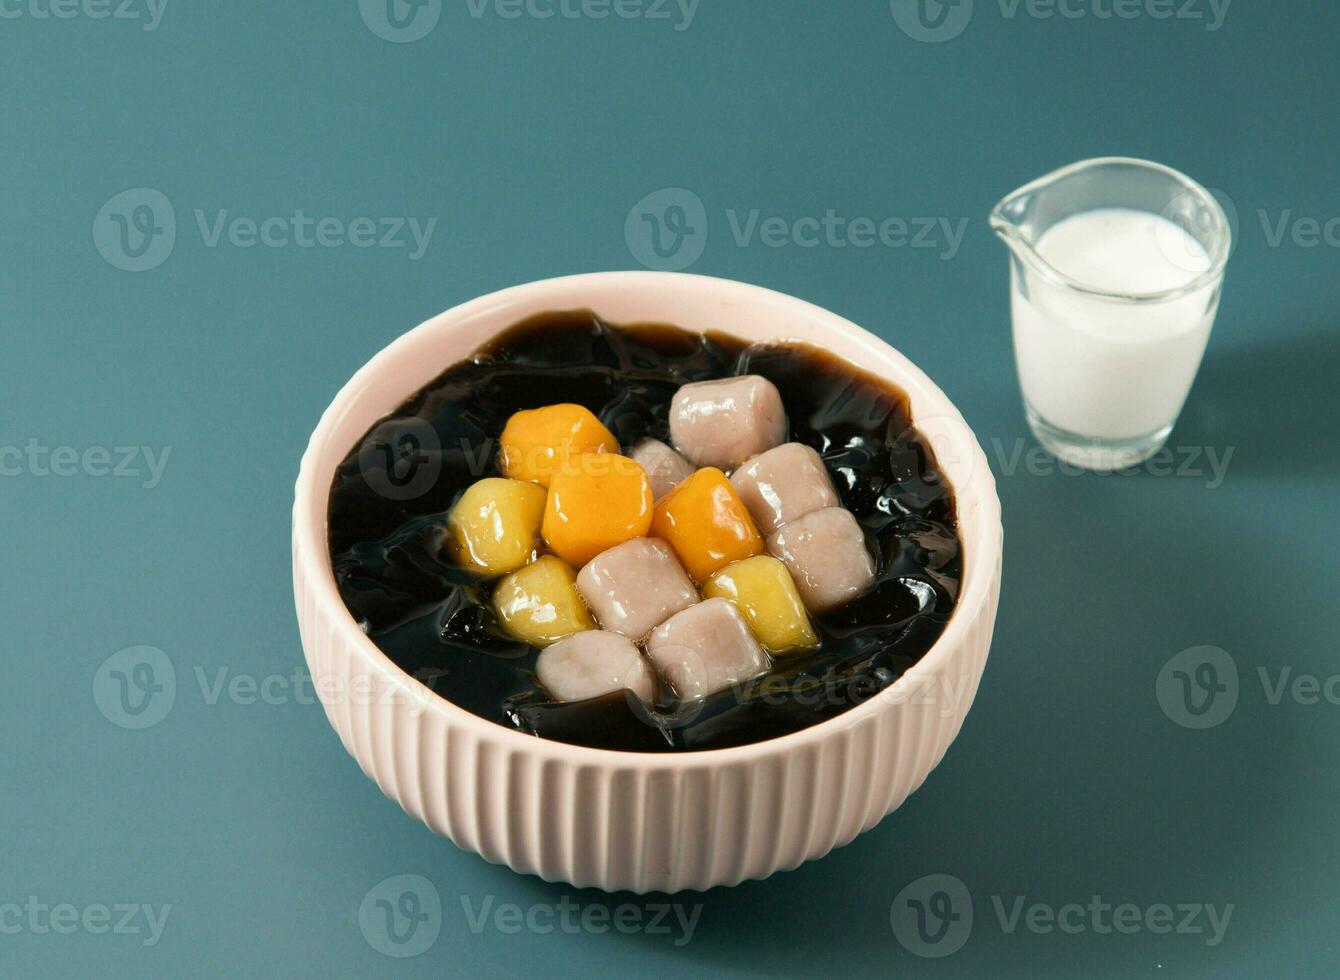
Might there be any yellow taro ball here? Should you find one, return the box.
[446,478,547,576]
[703,555,819,654]
[493,556,595,647]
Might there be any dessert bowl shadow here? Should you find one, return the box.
[293,271,1003,893]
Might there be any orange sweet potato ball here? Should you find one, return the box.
[499,404,618,488]
[650,467,764,583]
[541,454,653,567]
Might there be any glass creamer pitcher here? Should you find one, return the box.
[990,158,1232,471]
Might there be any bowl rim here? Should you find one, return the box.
[293,270,1001,768]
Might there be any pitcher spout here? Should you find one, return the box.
[988,192,1029,254]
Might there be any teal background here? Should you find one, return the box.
[3,1,1338,976]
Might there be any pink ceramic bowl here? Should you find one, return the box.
[293,271,1002,893]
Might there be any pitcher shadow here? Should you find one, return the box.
[1173,324,1340,479]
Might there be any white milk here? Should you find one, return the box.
[1011,208,1219,441]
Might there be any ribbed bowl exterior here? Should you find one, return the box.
[293,272,1003,893]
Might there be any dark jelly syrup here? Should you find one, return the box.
[327,310,962,752]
